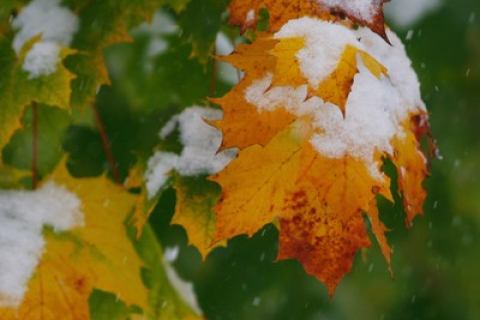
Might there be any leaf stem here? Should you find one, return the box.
[32,101,38,190]
[91,103,122,184]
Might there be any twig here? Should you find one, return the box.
[91,103,122,184]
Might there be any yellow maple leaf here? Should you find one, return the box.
[0,161,147,319]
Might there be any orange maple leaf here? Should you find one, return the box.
[210,21,433,294]
[228,0,389,41]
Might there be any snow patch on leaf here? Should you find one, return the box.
[22,42,61,79]
[0,182,83,307]
[275,18,361,88]
[145,152,179,199]
[355,27,426,113]
[309,63,400,180]
[12,0,79,78]
[145,107,236,198]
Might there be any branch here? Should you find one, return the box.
[91,103,122,184]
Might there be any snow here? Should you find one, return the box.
[275,17,361,89]
[145,152,179,199]
[12,0,79,53]
[309,62,401,179]
[164,246,180,262]
[22,42,61,79]
[317,0,377,21]
[245,18,425,180]
[11,0,79,78]
[0,182,83,307]
[145,107,237,198]
[385,0,442,28]
[354,27,426,115]
[245,73,320,117]
[163,247,203,316]
[246,9,255,24]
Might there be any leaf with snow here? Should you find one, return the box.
[0,182,83,308]
[210,18,433,294]
[11,0,79,55]
[0,161,147,319]
[132,107,235,235]
[212,18,386,150]
[228,0,389,41]
[0,33,75,153]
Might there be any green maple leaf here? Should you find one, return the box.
[178,0,229,63]
[0,33,75,153]
[64,0,169,108]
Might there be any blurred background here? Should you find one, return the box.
[4,0,480,319]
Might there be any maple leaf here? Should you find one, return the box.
[132,106,236,249]
[228,0,389,41]
[0,161,147,319]
[210,20,432,294]
[0,33,75,153]
[64,0,166,108]
[178,0,229,63]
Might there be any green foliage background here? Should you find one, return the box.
[1,0,480,319]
